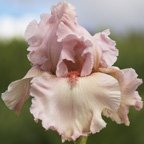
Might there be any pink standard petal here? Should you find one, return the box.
[25,2,77,74]
[99,67,143,126]
[56,15,97,77]
[56,37,76,77]
[25,14,61,73]
[94,29,118,67]
[25,2,102,76]
[25,13,50,47]
[30,72,121,141]
[56,35,95,77]
[2,66,42,113]
[80,42,95,76]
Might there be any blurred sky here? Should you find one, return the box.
[0,0,144,38]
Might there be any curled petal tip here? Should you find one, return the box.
[135,100,143,111]
[94,30,118,68]
[100,67,143,125]
[2,67,42,113]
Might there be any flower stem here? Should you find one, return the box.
[74,136,88,144]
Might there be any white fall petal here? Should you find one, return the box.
[1,67,42,113]
[30,72,121,141]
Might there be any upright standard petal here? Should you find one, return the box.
[25,2,101,77]
[25,2,77,74]
[2,67,42,113]
[99,67,143,125]
[30,72,121,141]
[56,15,98,77]
[93,29,118,67]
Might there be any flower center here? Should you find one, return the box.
[67,71,80,87]
[63,47,85,75]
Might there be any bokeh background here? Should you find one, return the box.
[0,0,144,144]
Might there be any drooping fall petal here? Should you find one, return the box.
[30,72,121,141]
[99,67,143,125]
[2,67,42,113]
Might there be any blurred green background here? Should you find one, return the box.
[0,33,144,144]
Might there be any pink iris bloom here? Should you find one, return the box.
[2,2,143,142]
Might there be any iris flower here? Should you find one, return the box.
[2,2,143,142]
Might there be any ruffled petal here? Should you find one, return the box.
[25,2,103,76]
[56,39,76,77]
[30,72,121,141]
[25,14,50,47]
[94,29,118,67]
[56,35,95,77]
[56,15,96,77]
[99,67,143,126]
[25,20,41,46]
[2,66,42,113]
[80,41,95,76]
[25,2,77,74]
[51,1,76,21]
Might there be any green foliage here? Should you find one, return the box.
[0,38,30,93]
[0,34,144,144]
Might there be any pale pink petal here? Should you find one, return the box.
[25,2,77,74]
[80,43,94,76]
[25,20,41,46]
[56,35,95,77]
[56,14,91,42]
[56,16,96,77]
[30,72,121,141]
[51,1,76,21]
[25,13,50,47]
[2,66,42,113]
[25,14,61,73]
[99,67,143,126]
[94,29,118,67]
[25,2,103,76]
[27,48,48,66]
[56,37,76,77]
